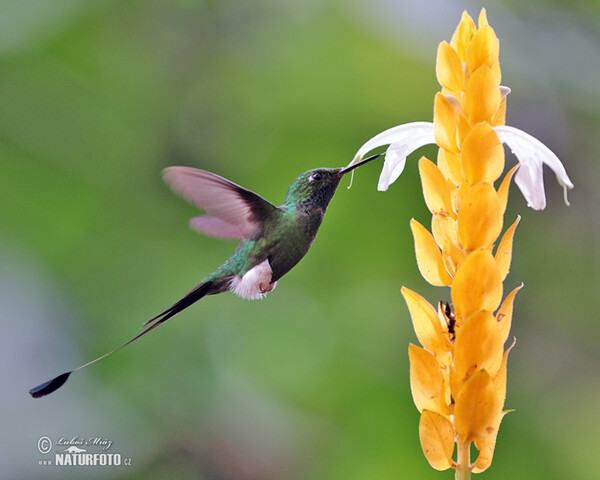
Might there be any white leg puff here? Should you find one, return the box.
[229,259,278,300]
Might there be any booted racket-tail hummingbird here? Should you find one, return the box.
[29,153,381,398]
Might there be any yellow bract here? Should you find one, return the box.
[477,7,489,29]
[497,285,523,344]
[466,26,501,80]
[497,165,519,213]
[419,157,454,218]
[451,11,476,62]
[441,240,465,279]
[432,214,458,248]
[495,216,521,280]
[410,219,453,286]
[461,122,504,185]
[402,287,452,353]
[434,93,460,153]
[451,249,503,319]
[466,66,501,123]
[454,310,503,389]
[472,412,506,473]
[457,182,503,251]
[419,410,455,471]
[493,339,516,405]
[436,41,465,92]
[493,94,507,126]
[409,344,448,413]
[454,369,501,443]
[437,148,463,186]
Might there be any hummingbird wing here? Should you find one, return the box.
[163,167,277,239]
[189,216,249,239]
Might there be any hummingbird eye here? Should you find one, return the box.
[310,172,324,182]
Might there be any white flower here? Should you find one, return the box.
[493,126,573,210]
[352,122,573,210]
[352,122,435,191]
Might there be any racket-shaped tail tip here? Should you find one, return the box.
[29,371,72,398]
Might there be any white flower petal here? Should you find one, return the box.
[515,156,546,210]
[494,125,573,210]
[351,122,435,191]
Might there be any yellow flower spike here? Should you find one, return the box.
[349,10,575,476]
[434,93,460,154]
[466,66,501,123]
[495,216,521,280]
[452,249,503,319]
[466,25,501,80]
[450,11,477,62]
[419,410,455,471]
[408,344,449,414]
[454,310,504,388]
[497,164,519,213]
[461,122,505,185]
[410,219,453,286]
[402,287,453,353]
[437,149,462,185]
[436,41,465,93]
[454,369,502,444]
[458,182,503,251]
[419,157,454,218]
[497,285,523,344]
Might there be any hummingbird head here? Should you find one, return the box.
[283,153,383,210]
[283,168,343,211]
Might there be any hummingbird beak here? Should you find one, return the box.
[339,153,384,175]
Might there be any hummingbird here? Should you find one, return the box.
[29,153,382,398]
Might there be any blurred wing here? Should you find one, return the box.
[163,166,277,239]
[189,215,246,239]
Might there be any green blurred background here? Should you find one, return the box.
[2,0,599,478]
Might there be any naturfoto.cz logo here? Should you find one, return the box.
[36,435,132,467]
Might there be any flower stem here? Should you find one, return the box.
[455,440,471,480]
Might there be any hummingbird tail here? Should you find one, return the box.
[29,281,214,398]
[142,281,213,327]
